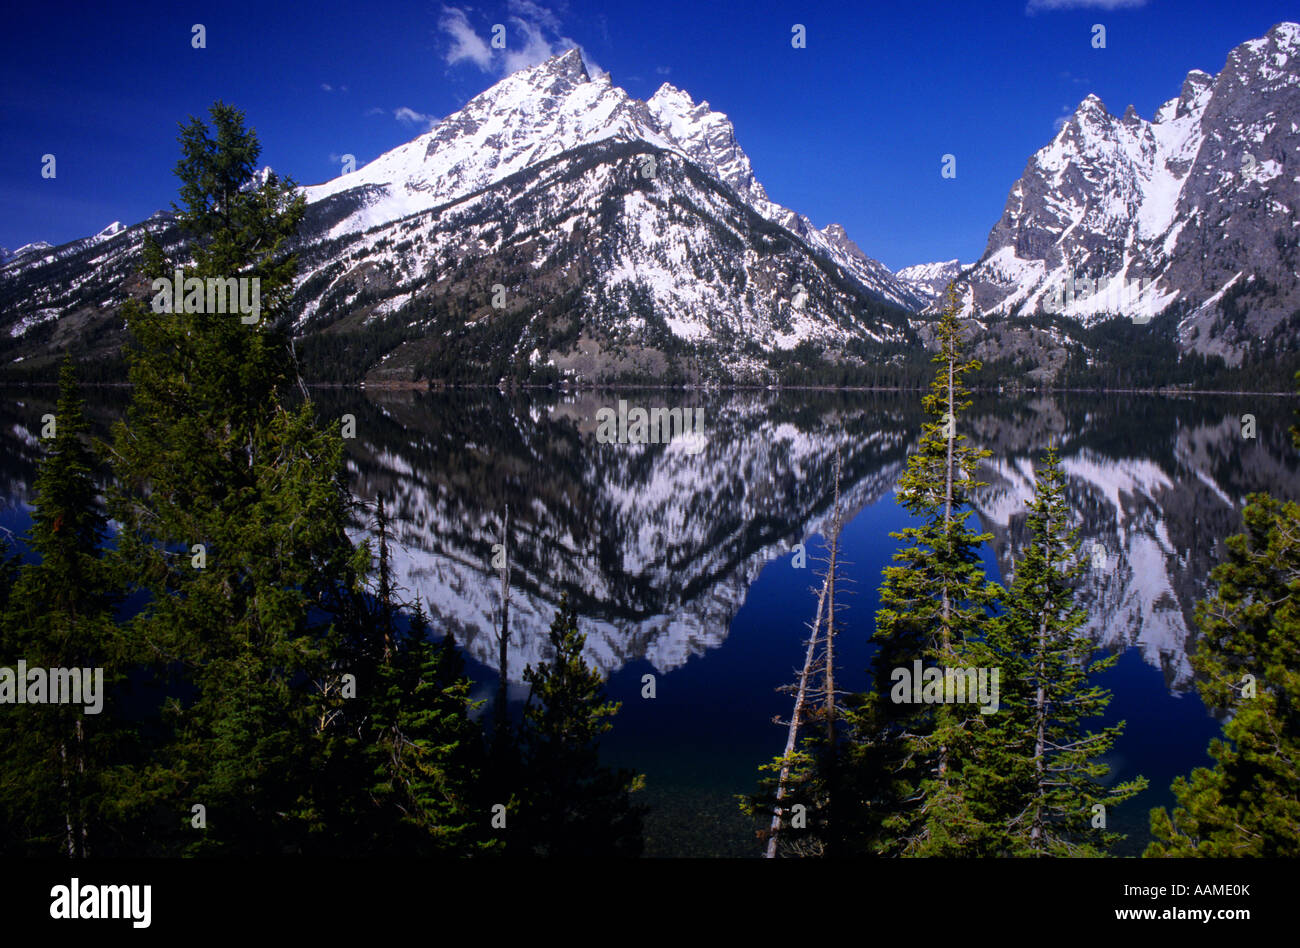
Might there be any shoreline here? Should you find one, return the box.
[1,380,1296,397]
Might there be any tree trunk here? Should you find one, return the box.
[62,738,74,858]
[768,449,844,857]
[938,348,956,779]
[942,349,954,642]
[75,716,87,857]
[766,570,828,858]
[1031,507,1052,852]
[825,450,842,744]
[494,505,511,750]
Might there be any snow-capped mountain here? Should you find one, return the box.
[895,260,963,303]
[950,21,1300,367]
[4,241,53,263]
[283,48,925,381]
[299,49,923,310]
[0,49,923,382]
[4,27,1296,383]
[2,225,122,273]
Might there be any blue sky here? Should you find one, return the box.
[2,0,1295,270]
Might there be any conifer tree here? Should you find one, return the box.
[492,506,512,764]
[373,600,495,854]
[841,286,1001,856]
[342,497,494,855]
[1147,388,1300,856]
[107,102,368,854]
[0,357,125,856]
[512,594,645,857]
[0,536,17,617]
[973,447,1146,856]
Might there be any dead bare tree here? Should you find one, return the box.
[765,448,851,857]
[493,505,511,753]
[766,559,829,857]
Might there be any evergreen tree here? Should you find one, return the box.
[841,286,1002,856]
[368,600,494,855]
[973,447,1145,856]
[1147,387,1300,856]
[0,357,126,855]
[512,594,645,857]
[107,102,368,854]
[342,497,494,855]
[0,536,17,617]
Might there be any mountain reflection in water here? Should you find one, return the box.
[1,387,1295,855]
[307,389,1296,696]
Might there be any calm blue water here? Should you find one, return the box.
[592,487,1221,856]
[2,387,1293,857]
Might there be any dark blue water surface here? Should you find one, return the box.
[2,387,1294,856]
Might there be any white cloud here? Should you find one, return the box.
[580,50,608,80]
[437,2,605,79]
[502,17,562,73]
[1027,0,1147,11]
[321,83,333,92]
[509,0,561,33]
[394,106,439,130]
[364,105,439,130]
[655,65,671,75]
[440,6,493,70]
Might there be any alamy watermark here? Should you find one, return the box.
[151,270,261,324]
[1041,271,1154,323]
[890,660,1000,714]
[595,400,706,455]
[50,878,150,928]
[0,661,104,714]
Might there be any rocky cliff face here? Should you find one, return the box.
[949,22,1300,370]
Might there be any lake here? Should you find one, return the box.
[2,386,1297,856]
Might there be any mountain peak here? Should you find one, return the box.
[536,46,589,81]
[1176,69,1213,118]
[895,260,963,304]
[1066,94,1110,133]
[649,81,687,102]
[953,20,1300,365]
[821,222,870,261]
[12,241,51,258]
[488,46,593,101]
[648,82,711,115]
[1267,20,1299,47]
